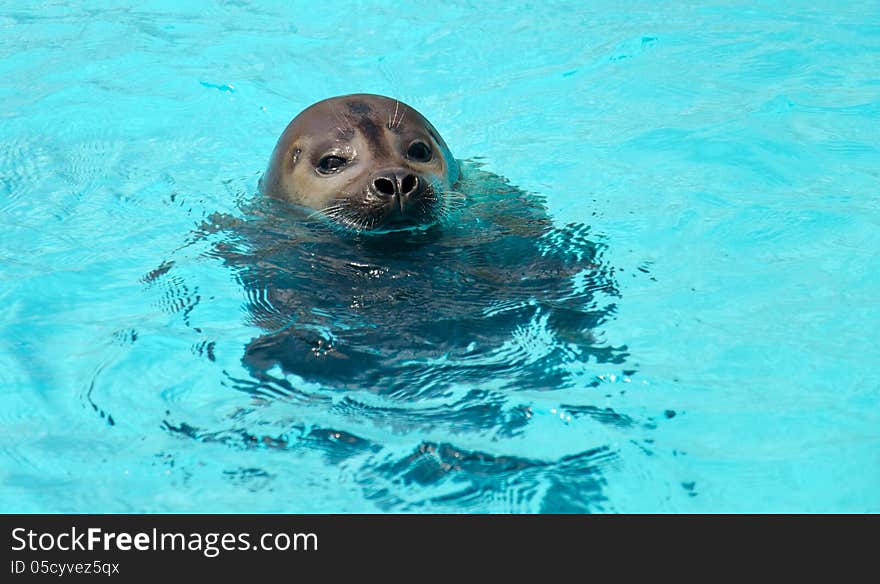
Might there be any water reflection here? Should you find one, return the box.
[151,161,634,511]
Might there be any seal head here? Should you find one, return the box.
[261,94,460,231]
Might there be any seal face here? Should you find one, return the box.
[261,94,461,232]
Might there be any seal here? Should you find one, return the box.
[260,94,461,232]
[146,95,626,393]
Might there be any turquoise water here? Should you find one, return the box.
[2,1,879,512]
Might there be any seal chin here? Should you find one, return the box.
[381,212,423,230]
[318,196,437,233]
[329,182,439,233]
[364,208,436,233]
[384,191,440,230]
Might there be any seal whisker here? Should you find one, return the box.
[355,213,372,232]
[440,190,467,201]
[389,99,401,131]
[434,190,468,224]
[331,106,355,137]
[306,205,341,221]
[310,195,358,224]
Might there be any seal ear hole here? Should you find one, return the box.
[317,155,347,174]
[406,141,432,162]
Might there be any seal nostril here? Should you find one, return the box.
[374,177,396,196]
[401,174,418,196]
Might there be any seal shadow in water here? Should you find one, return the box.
[195,159,629,397]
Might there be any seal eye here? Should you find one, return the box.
[317,155,347,174]
[406,141,432,162]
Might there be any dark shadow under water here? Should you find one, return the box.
[145,161,639,512]
[214,162,626,394]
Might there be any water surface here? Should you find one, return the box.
[1,1,878,512]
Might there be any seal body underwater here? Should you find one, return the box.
[149,94,625,396]
[133,94,635,512]
[260,94,461,232]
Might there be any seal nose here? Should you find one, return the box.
[372,171,420,199]
[401,174,419,197]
